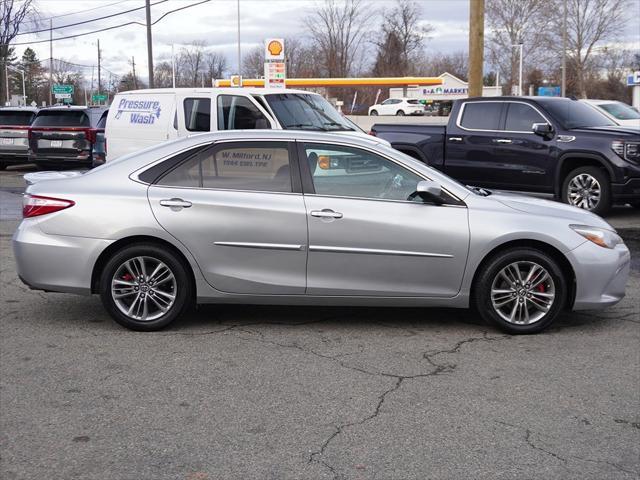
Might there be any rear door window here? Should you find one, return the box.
[158,141,292,192]
[459,102,503,130]
[32,111,90,127]
[183,98,211,132]
[217,95,271,130]
[504,103,546,132]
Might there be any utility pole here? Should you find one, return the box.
[4,64,8,105]
[236,0,241,76]
[171,44,176,88]
[49,18,53,105]
[561,0,567,97]
[97,39,102,99]
[146,0,154,88]
[131,57,138,89]
[468,0,485,97]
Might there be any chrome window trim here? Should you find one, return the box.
[456,100,552,134]
[303,193,467,208]
[149,184,302,197]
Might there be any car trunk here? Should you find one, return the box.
[29,110,95,162]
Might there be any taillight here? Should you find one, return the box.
[368,129,377,136]
[23,194,75,218]
[86,128,97,144]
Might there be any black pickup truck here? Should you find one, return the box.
[371,96,640,214]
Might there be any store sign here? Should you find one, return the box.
[230,75,243,87]
[538,86,561,97]
[264,38,286,89]
[421,86,468,95]
[627,71,640,86]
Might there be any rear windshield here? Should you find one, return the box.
[32,110,90,127]
[0,111,35,126]
[598,102,640,120]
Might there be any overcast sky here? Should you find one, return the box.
[15,0,640,83]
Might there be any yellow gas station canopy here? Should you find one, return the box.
[215,77,443,88]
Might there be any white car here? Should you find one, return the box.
[369,98,424,116]
[581,99,640,128]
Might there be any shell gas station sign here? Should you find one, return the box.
[264,38,286,89]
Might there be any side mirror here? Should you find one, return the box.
[408,180,443,204]
[532,122,554,138]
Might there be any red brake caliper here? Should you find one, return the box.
[536,282,546,293]
[122,273,134,281]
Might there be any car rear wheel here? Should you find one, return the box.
[396,110,405,116]
[99,244,192,331]
[370,110,378,116]
[0,162,6,170]
[561,166,611,215]
[474,248,567,334]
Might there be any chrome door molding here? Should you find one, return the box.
[213,241,305,251]
[308,245,454,258]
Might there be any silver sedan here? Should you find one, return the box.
[13,131,630,334]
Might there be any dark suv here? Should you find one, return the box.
[371,96,640,214]
[29,106,108,169]
[0,107,37,170]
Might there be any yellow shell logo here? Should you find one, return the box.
[267,40,283,56]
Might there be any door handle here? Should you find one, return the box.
[494,138,513,144]
[449,137,462,142]
[311,209,343,219]
[159,198,192,208]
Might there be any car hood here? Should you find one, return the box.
[490,191,613,229]
[24,170,85,185]
[570,125,640,137]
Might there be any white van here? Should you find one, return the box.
[105,87,371,161]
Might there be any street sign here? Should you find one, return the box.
[264,38,286,89]
[54,93,72,99]
[627,71,640,86]
[52,84,74,95]
[92,94,108,102]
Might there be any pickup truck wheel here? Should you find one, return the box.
[396,110,405,116]
[474,248,567,334]
[0,162,7,170]
[561,166,611,215]
[370,110,378,116]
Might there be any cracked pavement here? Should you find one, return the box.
[1,168,639,479]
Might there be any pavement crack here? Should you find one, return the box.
[495,420,566,463]
[569,455,638,476]
[422,332,508,373]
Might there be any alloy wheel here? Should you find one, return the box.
[567,173,601,210]
[111,256,177,321]
[490,261,555,325]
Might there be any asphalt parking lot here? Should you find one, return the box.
[1,166,639,480]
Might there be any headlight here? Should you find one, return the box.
[612,140,640,164]
[570,225,623,249]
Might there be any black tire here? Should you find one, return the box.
[99,243,193,331]
[396,110,405,116]
[630,201,640,209]
[473,247,568,334]
[0,162,7,170]
[561,166,611,215]
[370,110,378,116]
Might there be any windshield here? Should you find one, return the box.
[0,111,35,126]
[598,102,640,120]
[542,100,615,129]
[263,93,356,131]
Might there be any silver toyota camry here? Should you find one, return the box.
[13,131,630,334]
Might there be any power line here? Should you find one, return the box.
[21,0,132,24]
[3,0,212,47]
[17,0,168,36]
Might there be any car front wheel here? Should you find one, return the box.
[99,243,192,331]
[370,110,378,116]
[396,110,405,116]
[474,248,568,334]
[562,166,611,215]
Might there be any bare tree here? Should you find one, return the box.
[416,52,469,80]
[242,37,320,79]
[178,41,207,86]
[486,0,552,95]
[242,46,264,79]
[1,0,38,104]
[204,51,227,83]
[304,0,376,78]
[548,0,627,98]
[154,61,174,88]
[374,0,432,76]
